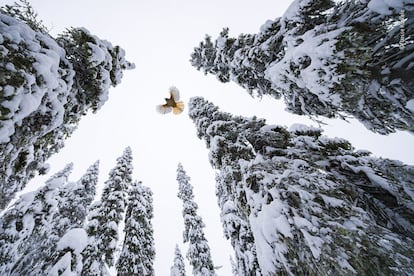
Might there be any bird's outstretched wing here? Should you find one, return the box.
[169,86,180,101]
[156,104,172,114]
[172,101,184,114]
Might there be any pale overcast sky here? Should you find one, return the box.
[9,0,414,275]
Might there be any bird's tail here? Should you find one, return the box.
[173,101,184,114]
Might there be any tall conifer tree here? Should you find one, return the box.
[176,163,216,276]
[81,147,133,275]
[0,164,73,275]
[170,245,186,276]
[116,181,155,276]
[45,161,100,275]
[189,96,414,275]
[0,2,134,210]
[0,161,100,275]
[190,0,414,134]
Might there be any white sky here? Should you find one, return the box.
[8,0,414,275]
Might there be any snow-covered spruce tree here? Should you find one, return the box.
[170,244,186,276]
[81,147,133,275]
[188,96,414,275]
[0,161,99,275]
[176,163,216,276]
[0,2,134,210]
[0,164,73,275]
[187,97,262,275]
[44,161,100,275]
[53,161,99,238]
[116,181,155,276]
[190,0,414,134]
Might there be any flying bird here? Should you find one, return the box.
[156,86,184,115]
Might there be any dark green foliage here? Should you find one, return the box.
[0,0,47,33]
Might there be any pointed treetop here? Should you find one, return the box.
[170,244,186,276]
[176,163,195,202]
